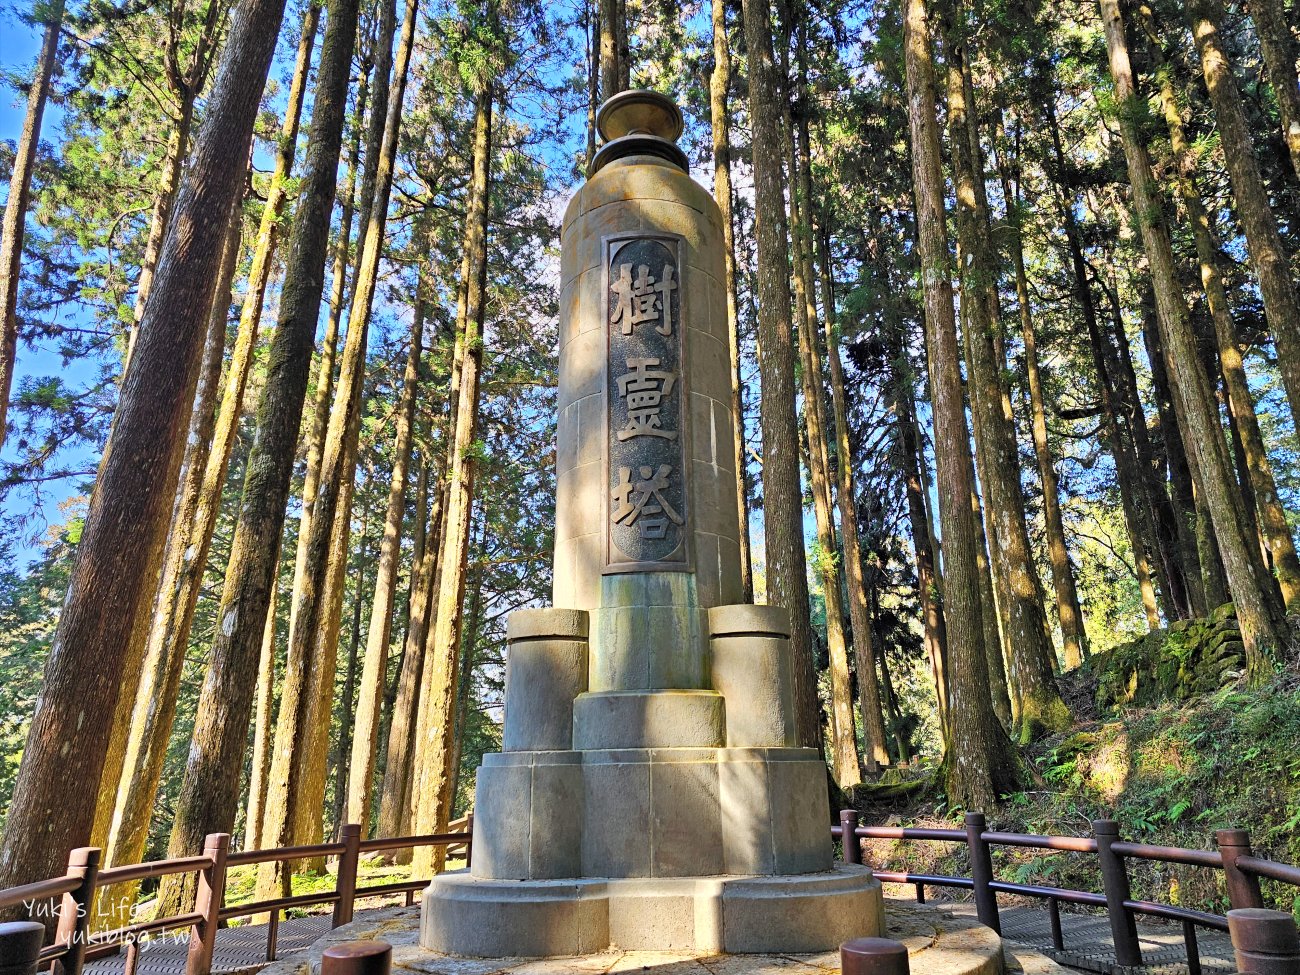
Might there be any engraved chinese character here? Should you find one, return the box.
[610,262,677,336]
[612,464,684,540]
[616,357,677,441]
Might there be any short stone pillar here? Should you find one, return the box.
[502,608,589,752]
[708,604,796,747]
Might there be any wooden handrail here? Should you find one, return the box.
[0,874,80,910]
[97,855,214,885]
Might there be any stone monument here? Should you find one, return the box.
[420,89,883,957]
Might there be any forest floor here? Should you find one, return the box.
[853,671,1300,919]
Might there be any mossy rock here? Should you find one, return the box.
[1094,606,1246,710]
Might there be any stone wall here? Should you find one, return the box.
[1091,603,1246,709]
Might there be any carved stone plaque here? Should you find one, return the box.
[604,235,689,571]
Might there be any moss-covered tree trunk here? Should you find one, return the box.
[156,0,360,915]
[1,0,289,899]
[901,0,1019,807]
[1186,0,1300,444]
[1098,0,1288,676]
[943,20,1070,742]
[708,0,753,602]
[411,78,494,878]
[739,0,821,750]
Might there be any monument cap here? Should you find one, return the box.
[591,89,688,174]
[596,89,684,141]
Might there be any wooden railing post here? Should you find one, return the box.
[333,824,362,928]
[184,833,229,975]
[464,814,474,871]
[0,922,45,975]
[1093,819,1142,967]
[840,810,862,865]
[1217,829,1266,910]
[965,812,1000,934]
[54,847,99,975]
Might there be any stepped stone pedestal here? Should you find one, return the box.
[420,89,882,957]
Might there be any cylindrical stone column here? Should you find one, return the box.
[502,609,589,751]
[554,90,742,696]
[708,604,796,747]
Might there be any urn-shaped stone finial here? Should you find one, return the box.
[591,89,689,173]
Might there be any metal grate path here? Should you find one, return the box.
[82,915,333,975]
[939,901,1237,975]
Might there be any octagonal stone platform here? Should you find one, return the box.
[421,867,881,956]
[256,898,1026,975]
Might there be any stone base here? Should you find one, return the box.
[419,865,883,957]
[471,746,832,880]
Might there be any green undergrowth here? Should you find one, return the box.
[853,676,1300,919]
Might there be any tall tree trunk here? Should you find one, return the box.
[0,0,287,898]
[259,0,414,887]
[971,485,1015,728]
[411,79,494,879]
[944,20,1070,742]
[708,0,753,602]
[346,256,426,832]
[817,228,891,772]
[1186,0,1300,443]
[1141,12,1300,608]
[157,0,360,914]
[599,0,621,98]
[992,114,1088,666]
[329,518,370,837]
[1129,289,1205,619]
[0,0,66,453]
[102,12,320,890]
[93,193,244,927]
[787,44,860,785]
[376,467,442,852]
[245,575,279,851]
[1042,96,1173,627]
[1247,0,1300,181]
[287,14,378,653]
[130,96,197,334]
[739,0,820,750]
[901,0,1018,807]
[229,1,321,362]
[894,363,950,736]
[1098,0,1288,675]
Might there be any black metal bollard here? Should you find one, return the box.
[965,812,1000,934]
[840,809,862,865]
[1228,909,1300,975]
[0,922,44,975]
[1093,819,1142,968]
[841,938,909,975]
[322,941,392,975]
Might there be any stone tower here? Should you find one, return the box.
[420,90,882,957]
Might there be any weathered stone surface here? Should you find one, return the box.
[502,615,588,752]
[507,608,589,641]
[572,690,725,750]
[709,607,796,748]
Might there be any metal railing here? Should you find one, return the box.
[833,810,1300,975]
[0,816,472,975]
